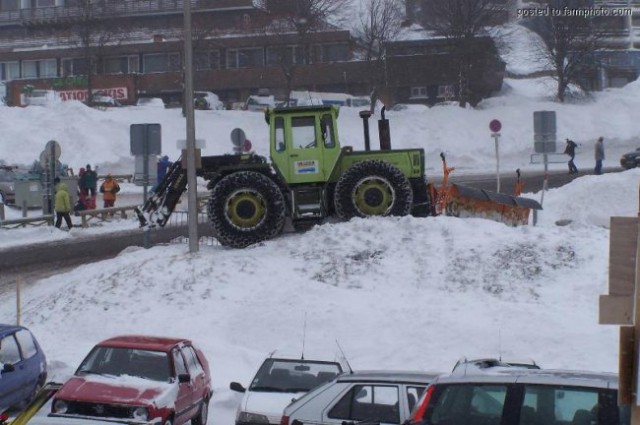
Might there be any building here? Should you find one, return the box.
[519,0,640,89]
[0,0,505,107]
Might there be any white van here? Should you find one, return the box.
[230,356,343,425]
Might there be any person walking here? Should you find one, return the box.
[99,174,121,208]
[80,164,98,208]
[564,138,579,174]
[594,136,605,175]
[54,182,73,230]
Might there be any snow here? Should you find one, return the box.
[1,29,639,424]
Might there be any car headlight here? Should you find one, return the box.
[238,411,270,424]
[53,400,68,414]
[132,406,148,421]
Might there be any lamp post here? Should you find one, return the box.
[183,0,198,253]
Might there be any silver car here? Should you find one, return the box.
[282,370,439,425]
[411,359,629,425]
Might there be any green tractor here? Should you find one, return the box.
[136,105,538,248]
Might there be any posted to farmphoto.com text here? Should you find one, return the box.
[517,5,632,18]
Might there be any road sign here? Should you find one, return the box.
[231,128,246,147]
[489,119,502,133]
[130,124,161,155]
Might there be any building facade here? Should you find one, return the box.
[0,0,505,107]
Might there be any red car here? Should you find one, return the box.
[51,335,212,425]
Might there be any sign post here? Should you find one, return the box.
[130,123,161,248]
[489,119,502,193]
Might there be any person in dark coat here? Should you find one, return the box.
[54,182,73,229]
[80,164,98,209]
[564,138,578,174]
[594,137,605,175]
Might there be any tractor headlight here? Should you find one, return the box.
[53,400,68,414]
[132,407,148,421]
[238,411,270,424]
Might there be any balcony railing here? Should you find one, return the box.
[0,0,263,25]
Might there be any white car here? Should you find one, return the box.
[194,91,224,110]
[230,356,344,425]
[281,370,437,425]
[136,97,165,108]
[245,95,276,111]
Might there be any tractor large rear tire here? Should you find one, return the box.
[208,171,285,248]
[334,160,413,220]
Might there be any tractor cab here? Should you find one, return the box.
[266,105,342,185]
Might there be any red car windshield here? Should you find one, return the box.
[76,347,170,382]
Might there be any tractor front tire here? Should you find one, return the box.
[208,171,285,248]
[334,160,413,220]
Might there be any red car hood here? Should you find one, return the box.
[57,376,176,407]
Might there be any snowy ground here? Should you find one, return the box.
[1,45,640,424]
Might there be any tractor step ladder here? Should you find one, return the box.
[291,186,324,219]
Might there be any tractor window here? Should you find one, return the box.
[275,117,285,152]
[291,116,317,149]
[321,114,336,148]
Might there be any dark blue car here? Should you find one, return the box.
[0,324,47,411]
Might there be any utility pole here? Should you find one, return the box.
[183,0,198,253]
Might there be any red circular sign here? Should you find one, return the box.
[489,119,502,133]
[243,139,252,152]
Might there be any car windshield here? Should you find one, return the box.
[76,347,170,382]
[249,358,342,392]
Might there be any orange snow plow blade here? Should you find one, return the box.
[443,184,542,226]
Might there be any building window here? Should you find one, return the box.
[21,59,56,78]
[62,57,90,76]
[104,56,139,74]
[317,44,348,63]
[437,85,454,98]
[194,50,220,71]
[0,0,19,11]
[410,86,428,99]
[36,0,55,7]
[142,53,181,73]
[0,61,19,81]
[227,48,263,69]
[266,46,303,66]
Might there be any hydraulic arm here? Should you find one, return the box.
[134,160,188,228]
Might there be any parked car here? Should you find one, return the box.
[620,148,640,169]
[194,91,224,110]
[0,324,47,411]
[282,370,438,425]
[0,164,18,204]
[230,356,344,425]
[25,90,60,107]
[410,358,629,425]
[88,95,122,108]
[244,95,276,112]
[2,382,140,425]
[136,97,166,109]
[51,335,212,425]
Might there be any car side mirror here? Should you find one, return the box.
[178,373,191,384]
[229,381,246,393]
[2,364,15,373]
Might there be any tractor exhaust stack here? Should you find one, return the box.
[359,110,372,151]
[378,106,391,150]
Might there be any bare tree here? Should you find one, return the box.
[422,0,505,107]
[266,0,350,101]
[533,0,604,102]
[61,0,130,105]
[352,0,404,112]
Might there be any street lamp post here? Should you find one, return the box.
[183,0,198,253]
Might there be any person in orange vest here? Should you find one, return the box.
[99,174,121,208]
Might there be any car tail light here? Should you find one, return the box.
[0,413,9,425]
[280,415,289,425]
[411,385,435,422]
